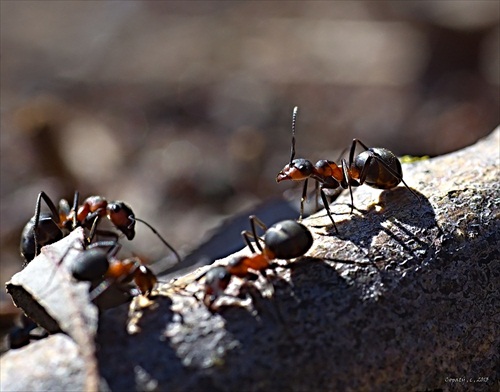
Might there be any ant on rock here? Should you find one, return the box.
[20,191,181,265]
[70,242,159,304]
[276,107,419,231]
[201,215,313,309]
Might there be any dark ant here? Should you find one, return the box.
[276,107,419,231]
[60,207,179,303]
[20,191,181,265]
[70,242,158,303]
[20,191,130,263]
[201,215,313,309]
[8,314,48,350]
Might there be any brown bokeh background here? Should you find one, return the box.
[1,1,499,305]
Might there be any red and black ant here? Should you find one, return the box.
[70,241,159,304]
[276,107,419,231]
[201,215,313,309]
[20,191,180,265]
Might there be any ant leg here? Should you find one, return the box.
[89,280,115,302]
[87,217,123,247]
[241,231,259,253]
[319,187,339,234]
[341,159,357,214]
[83,209,105,229]
[348,138,371,166]
[87,216,103,244]
[299,178,309,220]
[33,192,61,257]
[248,215,268,252]
[71,191,79,230]
[314,180,319,212]
[133,217,181,264]
[86,240,122,258]
[249,215,268,233]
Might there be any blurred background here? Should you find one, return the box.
[1,1,499,308]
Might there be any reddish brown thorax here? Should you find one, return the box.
[76,196,108,222]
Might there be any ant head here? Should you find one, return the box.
[204,266,231,296]
[134,264,158,296]
[71,248,110,282]
[106,201,136,240]
[264,220,313,260]
[276,159,315,182]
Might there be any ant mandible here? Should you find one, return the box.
[20,191,181,265]
[276,107,419,230]
[202,215,313,309]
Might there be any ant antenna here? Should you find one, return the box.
[290,106,298,164]
[133,217,181,264]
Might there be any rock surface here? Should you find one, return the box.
[2,128,499,392]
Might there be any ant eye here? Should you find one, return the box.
[110,204,121,212]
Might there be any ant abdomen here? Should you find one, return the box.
[71,248,110,282]
[264,220,313,260]
[20,213,64,263]
[353,148,403,189]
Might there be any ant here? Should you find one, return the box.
[201,215,313,309]
[276,107,419,231]
[70,241,159,304]
[8,314,47,349]
[20,191,181,265]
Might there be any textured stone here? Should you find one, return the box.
[2,128,498,392]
